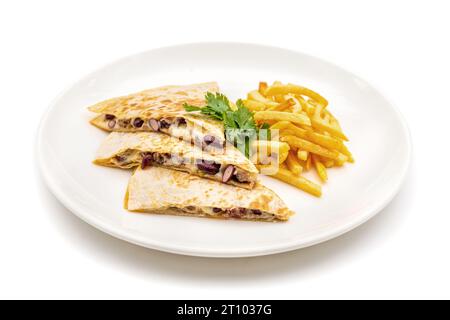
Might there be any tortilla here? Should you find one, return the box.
[88,82,225,148]
[125,166,294,222]
[94,132,259,189]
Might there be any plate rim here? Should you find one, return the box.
[37,41,412,258]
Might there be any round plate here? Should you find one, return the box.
[37,43,411,257]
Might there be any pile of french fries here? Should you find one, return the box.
[245,81,354,197]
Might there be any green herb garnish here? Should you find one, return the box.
[184,92,230,121]
[184,92,270,157]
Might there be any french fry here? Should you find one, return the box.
[285,95,302,113]
[267,100,292,111]
[296,95,307,105]
[320,153,347,166]
[305,154,312,171]
[297,150,308,161]
[286,151,303,175]
[273,95,286,103]
[298,96,314,115]
[312,154,328,182]
[247,81,353,197]
[247,90,279,108]
[252,140,290,164]
[339,143,354,163]
[279,149,290,164]
[270,168,322,197]
[254,111,311,126]
[281,135,347,162]
[270,121,291,131]
[264,83,328,107]
[280,129,301,137]
[261,120,277,126]
[333,154,347,166]
[258,82,268,95]
[243,99,266,111]
[310,102,348,140]
[305,129,344,152]
[298,159,306,170]
[320,157,335,168]
[280,123,344,151]
[253,140,290,155]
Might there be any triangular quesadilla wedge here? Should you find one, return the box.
[125,166,294,222]
[88,82,225,149]
[94,132,259,189]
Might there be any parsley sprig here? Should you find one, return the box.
[184,92,270,157]
[184,92,231,121]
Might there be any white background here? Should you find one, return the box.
[0,0,448,299]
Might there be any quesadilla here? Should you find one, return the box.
[88,82,225,149]
[94,132,259,189]
[125,166,294,221]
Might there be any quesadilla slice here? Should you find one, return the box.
[94,132,259,189]
[125,166,294,221]
[88,82,225,149]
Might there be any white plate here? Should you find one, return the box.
[37,43,411,257]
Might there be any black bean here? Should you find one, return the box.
[212,207,222,213]
[222,165,236,183]
[115,155,126,162]
[107,120,116,129]
[141,153,153,169]
[148,119,160,131]
[141,158,150,169]
[133,118,144,128]
[159,119,171,129]
[203,135,215,145]
[252,209,262,215]
[105,114,115,120]
[153,153,170,164]
[175,117,187,126]
[196,160,220,174]
[228,208,244,218]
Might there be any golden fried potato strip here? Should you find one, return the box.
[286,151,303,175]
[297,150,308,161]
[270,167,322,197]
[312,154,328,182]
[281,135,347,162]
[310,102,348,140]
[254,111,311,126]
[258,82,268,95]
[264,83,328,107]
[280,123,345,152]
[247,90,278,108]
[243,99,266,111]
[252,140,290,164]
